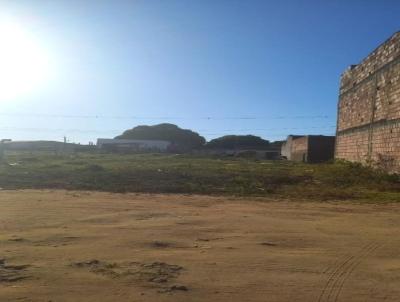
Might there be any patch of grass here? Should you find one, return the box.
[0,152,398,202]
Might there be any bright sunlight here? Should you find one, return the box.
[0,17,52,101]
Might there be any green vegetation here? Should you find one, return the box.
[116,123,206,151]
[0,152,399,202]
[205,135,271,149]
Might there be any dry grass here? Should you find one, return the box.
[0,152,398,201]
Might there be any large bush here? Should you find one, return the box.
[206,135,270,150]
[116,123,206,151]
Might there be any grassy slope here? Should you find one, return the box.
[0,152,399,201]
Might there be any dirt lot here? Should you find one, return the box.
[1,191,400,302]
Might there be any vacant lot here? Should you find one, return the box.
[1,190,400,301]
[0,153,399,201]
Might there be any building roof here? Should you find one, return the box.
[291,135,335,141]
[286,135,303,140]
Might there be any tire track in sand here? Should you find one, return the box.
[317,243,381,302]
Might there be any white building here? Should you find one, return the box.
[96,138,171,152]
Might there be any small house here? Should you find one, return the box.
[281,135,335,163]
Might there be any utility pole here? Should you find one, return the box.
[0,141,4,162]
[61,136,67,155]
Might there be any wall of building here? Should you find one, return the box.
[3,141,77,153]
[281,141,291,159]
[308,136,335,163]
[336,32,400,172]
[281,135,302,160]
[97,138,171,152]
[291,136,308,162]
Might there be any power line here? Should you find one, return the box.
[199,126,336,132]
[0,127,118,134]
[0,112,335,120]
[0,125,336,134]
[203,132,336,137]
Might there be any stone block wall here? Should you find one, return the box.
[336,32,400,172]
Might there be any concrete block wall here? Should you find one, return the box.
[291,137,308,162]
[336,32,400,172]
[281,135,302,160]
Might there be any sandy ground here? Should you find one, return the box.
[1,191,400,302]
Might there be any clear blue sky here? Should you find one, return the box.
[0,0,399,143]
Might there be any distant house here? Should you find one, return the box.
[96,138,171,152]
[281,135,335,163]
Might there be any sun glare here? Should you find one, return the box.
[0,17,52,101]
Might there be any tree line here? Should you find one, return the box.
[116,123,282,151]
